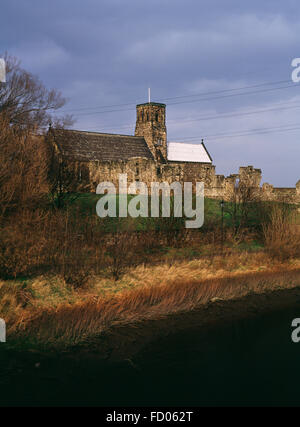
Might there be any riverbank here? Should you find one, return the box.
[1,251,300,352]
[52,281,300,362]
[2,283,300,406]
[3,271,300,360]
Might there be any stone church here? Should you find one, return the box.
[47,101,300,202]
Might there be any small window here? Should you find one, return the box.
[156,113,159,121]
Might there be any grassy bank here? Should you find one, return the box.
[2,252,300,350]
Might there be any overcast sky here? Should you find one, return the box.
[1,0,300,186]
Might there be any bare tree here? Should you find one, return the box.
[0,54,74,216]
[0,116,49,218]
[0,53,73,130]
[225,180,258,236]
[47,151,78,208]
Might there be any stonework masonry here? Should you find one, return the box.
[134,102,167,162]
[48,102,300,205]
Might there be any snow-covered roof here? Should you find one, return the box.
[167,141,212,163]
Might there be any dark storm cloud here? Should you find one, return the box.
[1,0,300,185]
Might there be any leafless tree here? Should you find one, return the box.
[0,116,49,218]
[0,54,74,217]
[225,179,258,236]
[0,53,73,130]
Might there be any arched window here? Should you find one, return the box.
[155,113,159,121]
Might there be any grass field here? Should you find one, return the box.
[58,192,284,235]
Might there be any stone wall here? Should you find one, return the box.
[83,159,220,196]
[160,162,215,190]
[77,158,157,192]
[261,181,300,203]
[63,156,300,205]
[78,160,257,200]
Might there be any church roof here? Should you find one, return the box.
[50,129,154,162]
[167,141,212,163]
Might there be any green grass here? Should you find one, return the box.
[60,194,223,230]
[55,192,300,234]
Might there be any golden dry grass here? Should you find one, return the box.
[2,250,300,348]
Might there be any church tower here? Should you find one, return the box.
[135,102,167,162]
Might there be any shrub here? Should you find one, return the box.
[104,231,139,281]
[262,203,300,260]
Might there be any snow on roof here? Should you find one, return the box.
[167,141,212,163]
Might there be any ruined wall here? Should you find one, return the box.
[261,180,300,203]
[75,158,217,194]
[66,157,300,205]
[238,166,262,187]
[212,166,300,204]
[84,160,250,200]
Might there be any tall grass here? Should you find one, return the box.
[11,266,300,348]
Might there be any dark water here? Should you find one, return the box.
[2,303,300,406]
